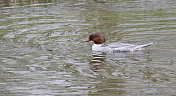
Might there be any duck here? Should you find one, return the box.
[83,33,153,52]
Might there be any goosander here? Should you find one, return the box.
[83,33,153,52]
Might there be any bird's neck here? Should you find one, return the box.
[92,44,104,51]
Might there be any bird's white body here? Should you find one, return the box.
[92,42,153,52]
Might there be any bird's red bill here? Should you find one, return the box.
[82,40,90,42]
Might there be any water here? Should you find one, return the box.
[0,0,176,95]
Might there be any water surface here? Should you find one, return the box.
[0,0,176,96]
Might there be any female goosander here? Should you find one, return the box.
[83,33,153,52]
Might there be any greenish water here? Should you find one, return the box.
[0,0,176,96]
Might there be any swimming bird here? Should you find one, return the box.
[83,33,153,52]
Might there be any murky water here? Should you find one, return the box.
[0,0,176,95]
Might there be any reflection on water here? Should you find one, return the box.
[0,0,176,95]
[91,52,106,63]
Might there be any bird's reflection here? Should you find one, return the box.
[91,51,106,63]
[89,51,126,95]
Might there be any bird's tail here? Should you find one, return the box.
[138,42,153,48]
[131,42,153,51]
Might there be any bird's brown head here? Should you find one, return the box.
[87,33,106,44]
